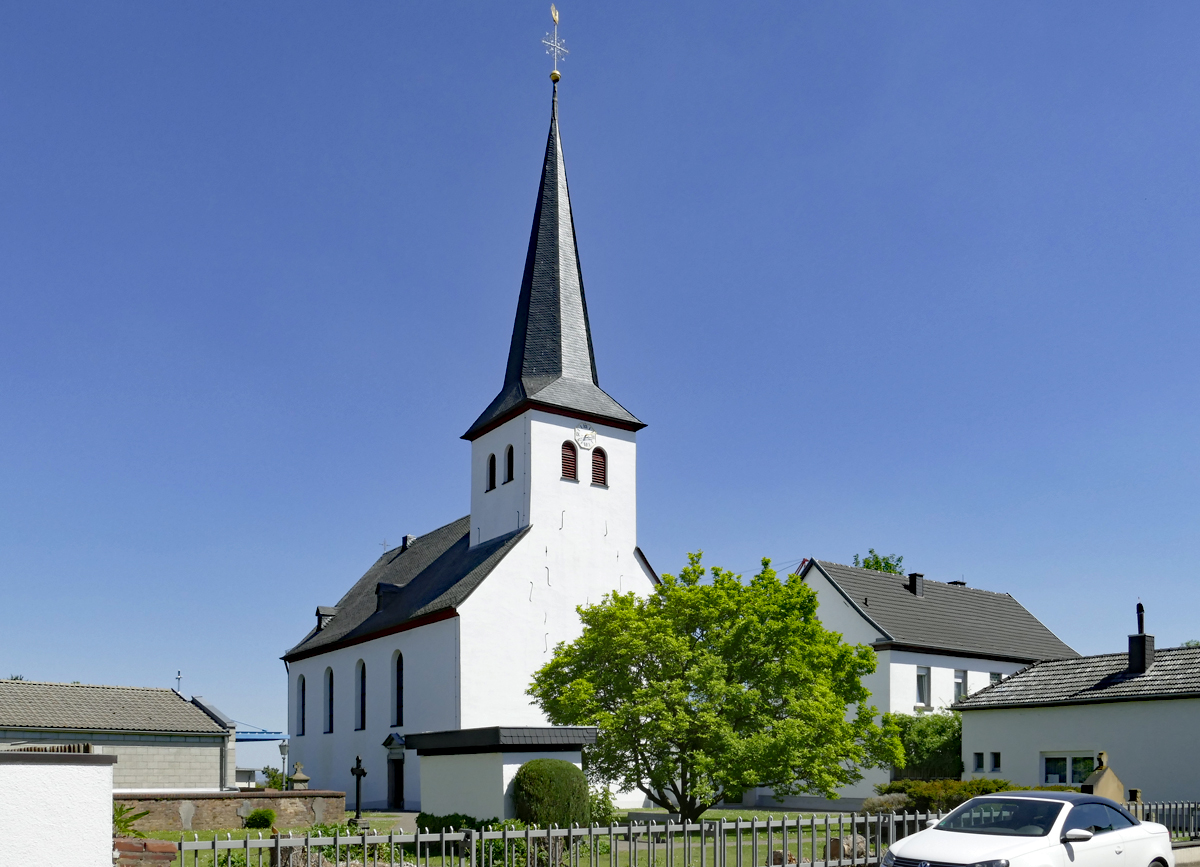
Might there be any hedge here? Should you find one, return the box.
[876,779,1080,812]
[513,759,590,828]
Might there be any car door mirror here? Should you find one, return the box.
[925,819,938,829]
[1062,828,1094,843]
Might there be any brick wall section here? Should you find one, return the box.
[115,791,346,832]
[114,839,178,865]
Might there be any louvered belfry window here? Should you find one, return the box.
[591,447,607,486]
[561,441,577,479]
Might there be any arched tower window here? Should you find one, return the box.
[296,675,306,736]
[561,441,577,480]
[394,652,404,727]
[591,447,607,486]
[504,445,514,483]
[486,454,496,491]
[355,660,367,730]
[324,668,334,733]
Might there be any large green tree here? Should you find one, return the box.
[528,553,903,822]
[889,711,964,780]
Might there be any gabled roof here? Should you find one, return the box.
[0,681,228,735]
[283,516,529,662]
[801,560,1078,663]
[954,645,1200,710]
[463,86,643,441]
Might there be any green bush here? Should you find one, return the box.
[416,812,497,832]
[245,808,276,829]
[113,803,149,838]
[875,778,1081,812]
[513,759,590,828]
[589,787,618,827]
[888,712,963,780]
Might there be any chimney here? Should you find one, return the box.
[1128,602,1155,674]
[907,572,925,597]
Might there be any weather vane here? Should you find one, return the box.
[542,4,567,82]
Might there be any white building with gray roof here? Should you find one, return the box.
[955,608,1199,801]
[0,680,235,792]
[282,84,657,811]
[744,560,1077,809]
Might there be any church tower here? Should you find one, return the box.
[463,85,645,558]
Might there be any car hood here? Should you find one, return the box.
[891,828,1051,862]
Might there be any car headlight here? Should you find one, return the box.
[880,851,895,867]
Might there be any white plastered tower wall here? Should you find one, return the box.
[461,410,649,727]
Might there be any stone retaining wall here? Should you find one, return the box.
[115,790,345,832]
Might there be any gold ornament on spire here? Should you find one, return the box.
[542,4,567,82]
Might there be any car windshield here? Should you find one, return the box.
[936,798,1064,837]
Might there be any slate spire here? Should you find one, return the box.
[464,86,644,440]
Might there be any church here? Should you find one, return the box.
[282,83,658,811]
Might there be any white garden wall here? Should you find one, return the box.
[0,753,116,867]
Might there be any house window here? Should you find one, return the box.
[990,672,1002,685]
[355,660,366,731]
[561,441,577,479]
[297,676,306,736]
[954,670,967,702]
[486,454,496,491]
[324,668,334,733]
[591,447,607,486]
[504,445,514,483]
[991,752,1002,772]
[1044,754,1097,785]
[916,667,931,706]
[973,752,984,773]
[394,652,404,727]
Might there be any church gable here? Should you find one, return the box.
[283,516,529,662]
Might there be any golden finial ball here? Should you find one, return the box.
[550,70,561,82]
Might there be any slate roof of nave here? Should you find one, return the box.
[283,516,528,662]
[806,560,1079,663]
[0,680,227,734]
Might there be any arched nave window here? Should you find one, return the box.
[394,652,404,727]
[296,675,306,736]
[591,447,607,486]
[324,668,334,733]
[355,660,367,731]
[486,454,497,491]
[504,445,514,483]
[561,441,577,480]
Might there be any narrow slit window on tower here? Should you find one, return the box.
[486,454,496,491]
[504,445,514,483]
[591,447,607,486]
[561,441,577,480]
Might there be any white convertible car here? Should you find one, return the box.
[881,791,1174,867]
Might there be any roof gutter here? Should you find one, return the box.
[955,691,1200,712]
[869,641,1055,665]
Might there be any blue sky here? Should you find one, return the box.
[3,2,1198,767]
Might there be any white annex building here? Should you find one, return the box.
[746,560,1078,810]
[283,85,658,811]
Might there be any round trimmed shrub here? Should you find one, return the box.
[512,759,590,828]
[245,807,276,829]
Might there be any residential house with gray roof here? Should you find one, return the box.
[955,607,1198,800]
[0,680,235,792]
[741,559,1076,810]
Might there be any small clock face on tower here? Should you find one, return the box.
[574,424,597,450]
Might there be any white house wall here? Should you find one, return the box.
[459,411,652,728]
[419,750,584,820]
[0,756,114,867]
[287,616,460,810]
[961,699,1200,801]
[887,650,1025,713]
